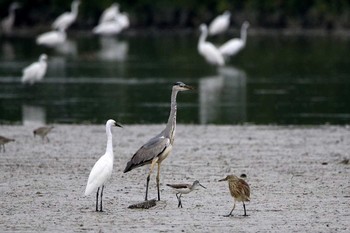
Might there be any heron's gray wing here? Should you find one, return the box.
[124,136,170,172]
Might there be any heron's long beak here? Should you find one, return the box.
[218,178,227,182]
[115,122,123,128]
[185,85,195,90]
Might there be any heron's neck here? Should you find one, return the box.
[241,25,248,44]
[105,125,114,158]
[164,89,178,142]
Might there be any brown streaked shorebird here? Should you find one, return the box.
[0,135,15,152]
[219,174,250,217]
[166,180,206,208]
[124,82,194,201]
[33,126,54,142]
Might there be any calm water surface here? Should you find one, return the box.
[0,32,349,125]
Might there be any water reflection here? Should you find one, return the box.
[1,41,15,60]
[54,39,77,57]
[97,37,128,62]
[199,66,247,124]
[47,56,67,77]
[22,105,46,126]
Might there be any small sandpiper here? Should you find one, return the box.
[166,180,206,208]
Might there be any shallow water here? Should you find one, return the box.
[0,32,349,125]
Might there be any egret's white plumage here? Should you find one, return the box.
[99,3,120,24]
[219,21,250,58]
[198,24,225,66]
[116,12,129,30]
[1,2,21,35]
[93,20,123,36]
[52,0,80,31]
[85,119,122,212]
[21,54,48,84]
[36,28,66,47]
[208,11,231,36]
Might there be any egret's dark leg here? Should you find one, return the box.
[243,202,248,216]
[156,163,161,201]
[96,187,100,212]
[100,185,104,212]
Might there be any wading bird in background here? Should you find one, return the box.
[208,11,231,36]
[198,24,225,66]
[1,2,21,35]
[219,174,250,217]
[21,54,48,85]
[219,21,250,59]
[36,28,66,47]
[85,119,122,212]
[166,180,206,208]
[52,0,80,31]
[33,125,54,142]
[124,82,193,201]
[0,136,15,152]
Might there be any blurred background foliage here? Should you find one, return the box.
[0,0,350,30]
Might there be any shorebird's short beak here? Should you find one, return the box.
[199,183,206,189]
[115,122,123,128]
[218,178,227,182]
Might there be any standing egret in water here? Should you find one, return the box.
[219,21,250,59]
[36,28,66,47]
[219,174,251,217]
[198,24,225,66]
[85,119,122,212]
[52,0,80,31]
[124,82,193,201]
[1,2,21,35]
[208,11,231,36]
[21,54,48,85]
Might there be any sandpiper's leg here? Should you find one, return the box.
[156,163,161,201]
[96,187,100,212]
[46,136,50,143]
[224,201,236,217]
[243,202,248,216]
[176,193,180,207]
[145,158,158,201]
[100,185,104,212]
[179,194,183,208]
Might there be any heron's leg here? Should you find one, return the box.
[100,185,104,212]
[156,162,161,201]
[243,202,248,216]
[145,158,158,201]
[224,200,236,217]
[96,187,100,212]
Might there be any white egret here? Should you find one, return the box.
[219,21,250,58]
[1,2,21,35]
[198,24,225,66]
[21,54,48,85]
[99,3,120,24]
[116,12,129,30]
[208,11,231,36]
[36,28,66,47]
[52,0,80,31]
[85,119,122,212]
[93,19,123,36]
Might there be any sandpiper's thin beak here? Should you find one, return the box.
[218,178,226,182]
[199,183,206,189]
[115,122,123,128]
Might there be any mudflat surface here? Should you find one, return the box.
[0,124,349,232]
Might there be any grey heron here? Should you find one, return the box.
[166,180,206,208]
[123,82,194,201]
[219,175,251,217]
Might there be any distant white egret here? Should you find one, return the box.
[198,24,225,66]
[219,21,250,58]
[52,0,80,31]
[208,11,231,36]
[21,54,48,85]
[93,19,123,36]
[85,119,122,212]
[36,28,66,47]
[99,3,120,24]
[116,12,129,30]
[1,2,21,35]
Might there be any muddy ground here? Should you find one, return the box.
[0,124,349,232]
